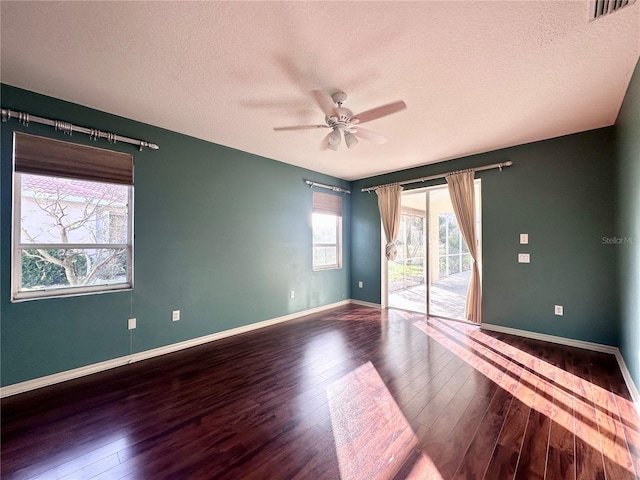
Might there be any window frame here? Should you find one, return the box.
[11,136,134,302]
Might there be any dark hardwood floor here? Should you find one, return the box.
[2,305,639,479]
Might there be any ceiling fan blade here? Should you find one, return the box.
[310,90,337,118]
[352,100,407,124]
[352,127,389,144]
[273,124,329,131]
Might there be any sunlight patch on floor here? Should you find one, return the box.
[326,361,442,480]
[413,318,638,476]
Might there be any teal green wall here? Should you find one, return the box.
[352,128,619,346]
[617,59,640,387]
[1,84,351,386]
[2,74,635,388]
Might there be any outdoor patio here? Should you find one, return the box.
[389,270,471,320]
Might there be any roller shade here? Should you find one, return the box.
[313,191,342,216]
[14,132,133,185]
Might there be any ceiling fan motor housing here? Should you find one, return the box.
[327,106,354,130]
[331,91,348,105]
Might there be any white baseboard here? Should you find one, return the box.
[614,350,640,405]
[481,323,640,405]
[350,299,382,309]
[480,323,618,354]
[0,300,351,398]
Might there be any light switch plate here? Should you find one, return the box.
[518,253,530,263]
[520,233,529,244]
[555,305,564,316]
[128,318,136,330]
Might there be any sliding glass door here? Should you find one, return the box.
[387,191,427,313]
[387,182,481,320]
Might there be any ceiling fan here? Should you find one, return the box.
[273,90,407,150]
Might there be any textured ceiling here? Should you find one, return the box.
[1,1,639,181]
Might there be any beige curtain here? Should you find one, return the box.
[376,184,403,261]
[446,170,482,323]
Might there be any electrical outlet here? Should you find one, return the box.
[128,318,136,330]
[358,281,363,288]
[520,233,529,244]
[555,305,564,316]
[290,290,295,299]
[172,310,180,321]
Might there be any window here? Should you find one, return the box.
[12,133,133,301]
[312,191,342,270]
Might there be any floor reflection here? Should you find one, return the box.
[25,433,131,479]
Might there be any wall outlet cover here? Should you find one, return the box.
[520,233,529,244]
[172,310,180,321]
[555,305,564,316]
[128,318,136,330]
[518,253,531,263]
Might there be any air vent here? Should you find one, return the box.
[591,0,636,20]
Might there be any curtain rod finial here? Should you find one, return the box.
[499,160,513,171]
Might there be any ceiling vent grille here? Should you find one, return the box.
[591,0,636,20]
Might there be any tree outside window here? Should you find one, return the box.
[15,174,132,298]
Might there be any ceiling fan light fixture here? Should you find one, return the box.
[328,129,341,146]
[344,131,358,149]
[327,141,339,151]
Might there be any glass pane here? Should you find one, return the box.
[429,185,480,321]
[461,238,470,254]
[20,248,128,291]
[462,253,472,272]
[406,257,424,279]
[406,216,423,260]
[312,213,337,244]
[20,174,129,244]
[438,215,446,254]
[388,261,404,289]
[439,256,447,278]
[447,215,460,254]
[313,246,337,267]
[396,218,406,261]
[449,255,460,275]
[388,192,427,314]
